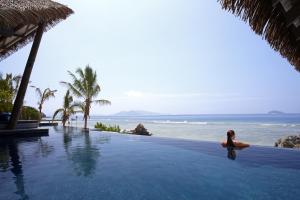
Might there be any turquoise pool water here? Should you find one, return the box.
[0,127,300,200]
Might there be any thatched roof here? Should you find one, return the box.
[0,0,73,60]
[219,0,300,72]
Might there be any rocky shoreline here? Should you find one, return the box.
[275,135,300,149]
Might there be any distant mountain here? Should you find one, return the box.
[114,110,160,116]
[268,110,285,115]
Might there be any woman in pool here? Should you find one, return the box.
[221,130,250,148]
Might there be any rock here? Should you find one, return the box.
[120,124,152,136]
[275,135,300,149]
[132,123,151,136]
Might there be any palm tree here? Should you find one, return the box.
[31,86,57,119]
[0,73,22,103]
[0,73,22,112]
[61,65,111,130]
[4,73,22,102]
[52,90,79,127]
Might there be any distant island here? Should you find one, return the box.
[268,110,285,115]
[114,110,160,116]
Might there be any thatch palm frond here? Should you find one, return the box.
[218,0,300,72]
[0,0,73,61]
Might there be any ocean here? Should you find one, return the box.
[64,114,300,147]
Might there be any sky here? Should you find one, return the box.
[1,0,300,116]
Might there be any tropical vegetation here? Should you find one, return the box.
[52,90,79,127]
[0,73,21,112]
[94,122,121,132]
[1,66,111,127]
[20,106,40,120]
[31,86,57,120]
[61,65,111,129]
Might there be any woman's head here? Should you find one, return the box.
[227,130,235,139]
[227,130,235,147]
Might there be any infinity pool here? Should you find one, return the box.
[0,127,300,200]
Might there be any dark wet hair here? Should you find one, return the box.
[227,130,235,147]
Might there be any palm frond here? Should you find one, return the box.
[91,85,100,97]
[61,81,83,97]
[73,79,86,97]
[63,90,73,108]
[94,99,111,106]
[30,85,42,98]
[72,101,85,111]
[52,108,64,120]
[43,88,57,101]
[67,70,79,83]
[76,68,85,80]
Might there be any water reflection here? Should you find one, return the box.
[9,141,29,200]
[54,126,110,177]
[225,146,252,160]
[0,142,10,171]
[227,147,236,160]
[0,127,111,199]
[33,138,54,158]
[0,135,55,200]
[70,133,100,176]
[0,139,29,200]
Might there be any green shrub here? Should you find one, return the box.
[20,106,40,120]
[0,104,40,120]
[0,102,13,113]
[95,122,121,132]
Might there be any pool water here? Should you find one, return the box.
[0,127,300,200]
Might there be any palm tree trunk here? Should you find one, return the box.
[63,120,66,127]
[84,114,88,129]
[38,104,42,121]
[7,23,45,129]
[83,101,90,130]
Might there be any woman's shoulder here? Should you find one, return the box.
[233,141,250,148]
[220,141,250,148]
[221,141,227,147]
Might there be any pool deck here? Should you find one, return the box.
[39,122,58,127]
[0,128,49,137]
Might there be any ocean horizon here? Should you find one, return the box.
[52,113,300,147]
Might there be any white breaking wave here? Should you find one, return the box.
[260,123,300,127]
[151,120,208,125]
